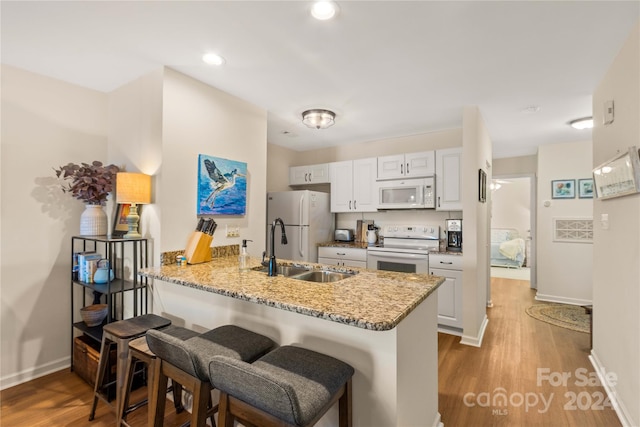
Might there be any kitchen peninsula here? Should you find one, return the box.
[141,252,445,427]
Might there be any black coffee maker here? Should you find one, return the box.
[445,219,462,252]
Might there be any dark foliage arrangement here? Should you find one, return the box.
[54,161,120,205]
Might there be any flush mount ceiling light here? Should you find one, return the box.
[302,109,336,129]
[311,1,338,20]
[569,117,593,130]
[202,52,225,66]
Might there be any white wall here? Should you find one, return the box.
[491,178,530,239]
[536,140,593,305]
[158,68,268,257]
[108,68,164,255]
[460,106,491,346]
[592,22,639,427]
[1,65,108,388]
[0,65,268,389]
[493,155,537,176]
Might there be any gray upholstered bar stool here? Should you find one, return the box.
[118,325,199,427]
[146,324,276,427]
[90,313,172,422]
[209,345,354,427]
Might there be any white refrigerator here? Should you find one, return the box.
[266,190,334,263]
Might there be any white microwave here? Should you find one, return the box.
[377,177,435,209]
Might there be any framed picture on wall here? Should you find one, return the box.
[197,154,247,215]
[551,179,576,199]
[578,179,594,199]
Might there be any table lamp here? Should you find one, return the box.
[116,172,151,239]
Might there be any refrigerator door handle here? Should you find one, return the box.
[299,194,304,226]
[298,195,305,258]
[299,225,304,257]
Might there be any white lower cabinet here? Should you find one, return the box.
[429,253,463,332]
[318,246,367,268]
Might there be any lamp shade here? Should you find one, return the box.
[116,173,151,204]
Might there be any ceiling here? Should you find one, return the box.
[2,1,638,159]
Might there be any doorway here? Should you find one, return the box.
[489,174,536,288]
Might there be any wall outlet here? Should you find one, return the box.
[226,225,240,237]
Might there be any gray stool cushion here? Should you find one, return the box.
[208,345,355,426]
[160,325,200,341]
[146,325,275,381]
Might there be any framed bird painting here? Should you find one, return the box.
[197,154,247,215]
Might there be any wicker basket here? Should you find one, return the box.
[80,304,108,327]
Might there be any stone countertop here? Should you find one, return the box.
[140,256,444,331]
[318,241,370,249]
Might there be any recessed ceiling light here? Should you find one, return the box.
[311,1,338,20]
[569,117,593,130]
[202,53,225,66]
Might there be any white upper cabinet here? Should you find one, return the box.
[377,151,435,180]
[435,147,463,211]
[289,163,330,186]
[330,158,377,213]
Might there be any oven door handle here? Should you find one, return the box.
[367,252,429,261]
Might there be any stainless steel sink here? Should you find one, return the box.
[290,270,355,283]
[253,265,356,282]
[252,265,310,277]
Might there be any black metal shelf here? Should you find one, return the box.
[73,278,139,294]
[71,236,149,372]
[73,320,106,343]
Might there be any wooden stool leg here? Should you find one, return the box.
[113,335,131,426]
[218,392,234,427]
[208,393,218,427]
[89,335,111,421]
[152,362,169,427]
[171,379,184,413]
[144,355,158,427]
[117,350,137,426]
[339,378,353,427]
[191,381,210,427]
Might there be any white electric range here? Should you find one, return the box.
[366,224,440,273]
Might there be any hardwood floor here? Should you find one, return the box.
[439,277,621,426]
[0,369,190,426]
[1,277,622,426]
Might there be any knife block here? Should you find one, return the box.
[184,231,213,264]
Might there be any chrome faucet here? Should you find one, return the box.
[268,218,287,276]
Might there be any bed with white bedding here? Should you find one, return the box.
[491,228,526,268]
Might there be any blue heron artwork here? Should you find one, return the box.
[197,154,247,215]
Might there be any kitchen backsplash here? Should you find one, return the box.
[335,210,462,241]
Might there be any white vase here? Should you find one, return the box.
[80,205,107,236]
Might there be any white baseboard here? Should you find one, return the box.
[438,324,463,336]
[460,315,489,347]
[589,350,636,427]
[432,411,444,427]
[535,293,592,306]
[0,356,70,391]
